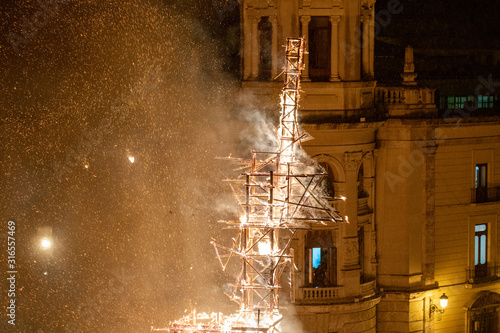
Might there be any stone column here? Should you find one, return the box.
[343,152,363,263]
[329,15,341,81]
[250,15,261,80]
[243,13,252,80]
[369,15,375,78]
[300,15,311,81]
[361,15,370,79]
[269,15,278,79]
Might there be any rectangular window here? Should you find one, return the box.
[478,95,496,109]
[475,164,488,203]
[447,96,454,109]
[305,231,337,287]
[308,17,331,81]
[312,247,321,268]
[475,223,488,279]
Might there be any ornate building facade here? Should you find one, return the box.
[239,0,500,332]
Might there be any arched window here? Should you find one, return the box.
[319,162,335,199]
[258,17,272,81]
[304,230,337,287]
[467,291,500,333]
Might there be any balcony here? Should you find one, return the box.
[466,266,500,285]
[471,186,500,204]
[301,286,340,301]
[375,86,437,118]
[298,279,376,302]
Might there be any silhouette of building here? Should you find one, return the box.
[240,0,500,332]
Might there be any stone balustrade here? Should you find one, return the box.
[375,86,438,117]
[301,286,340,300]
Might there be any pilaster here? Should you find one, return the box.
[300,15,311,81]
[329,15,341,81]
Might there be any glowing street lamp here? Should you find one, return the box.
[430,293,448,317]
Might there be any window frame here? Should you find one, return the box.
[468,215,498,283]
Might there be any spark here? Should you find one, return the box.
[128,156,135,163]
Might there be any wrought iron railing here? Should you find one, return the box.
[471,186,500,203]
[465,266,500,284]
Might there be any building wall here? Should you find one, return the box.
[239,1,500,332]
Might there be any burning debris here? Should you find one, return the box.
[156,38,343,333]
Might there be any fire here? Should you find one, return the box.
[159,37,344,333]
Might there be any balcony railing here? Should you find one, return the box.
[471,186,500,203]
[301,286,339,300]
[466,266,500,284]
[299,279,376,301]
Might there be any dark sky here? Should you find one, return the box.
[0,1,244,332]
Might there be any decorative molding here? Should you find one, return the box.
[329,15,341,24]
[343,237,359,266]
[300,15,311,24]
[332,0,343,8]
[249,15,261,24]
[344,151,363,171]
[303,0,312,7]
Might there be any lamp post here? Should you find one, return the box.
[430,293,449,317]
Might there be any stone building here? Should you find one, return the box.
[239,0,500,332]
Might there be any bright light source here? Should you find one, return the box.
[41,238,52,249]
[440,293,448,309]
[128,156,135,163]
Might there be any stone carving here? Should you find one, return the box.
[329,15,341,24]
[300,15,311,24]
[344,237,359,266]
[344,151,363,171]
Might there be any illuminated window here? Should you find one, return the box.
[475,224,488,279]
[439,95,497,110]
[478,95,495,109]
[475,164,488,203]
[312,247,321,268]
[305,230,337,287]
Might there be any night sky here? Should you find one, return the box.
[0,1,245,332]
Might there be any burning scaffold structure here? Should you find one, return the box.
[159,38,344,333]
